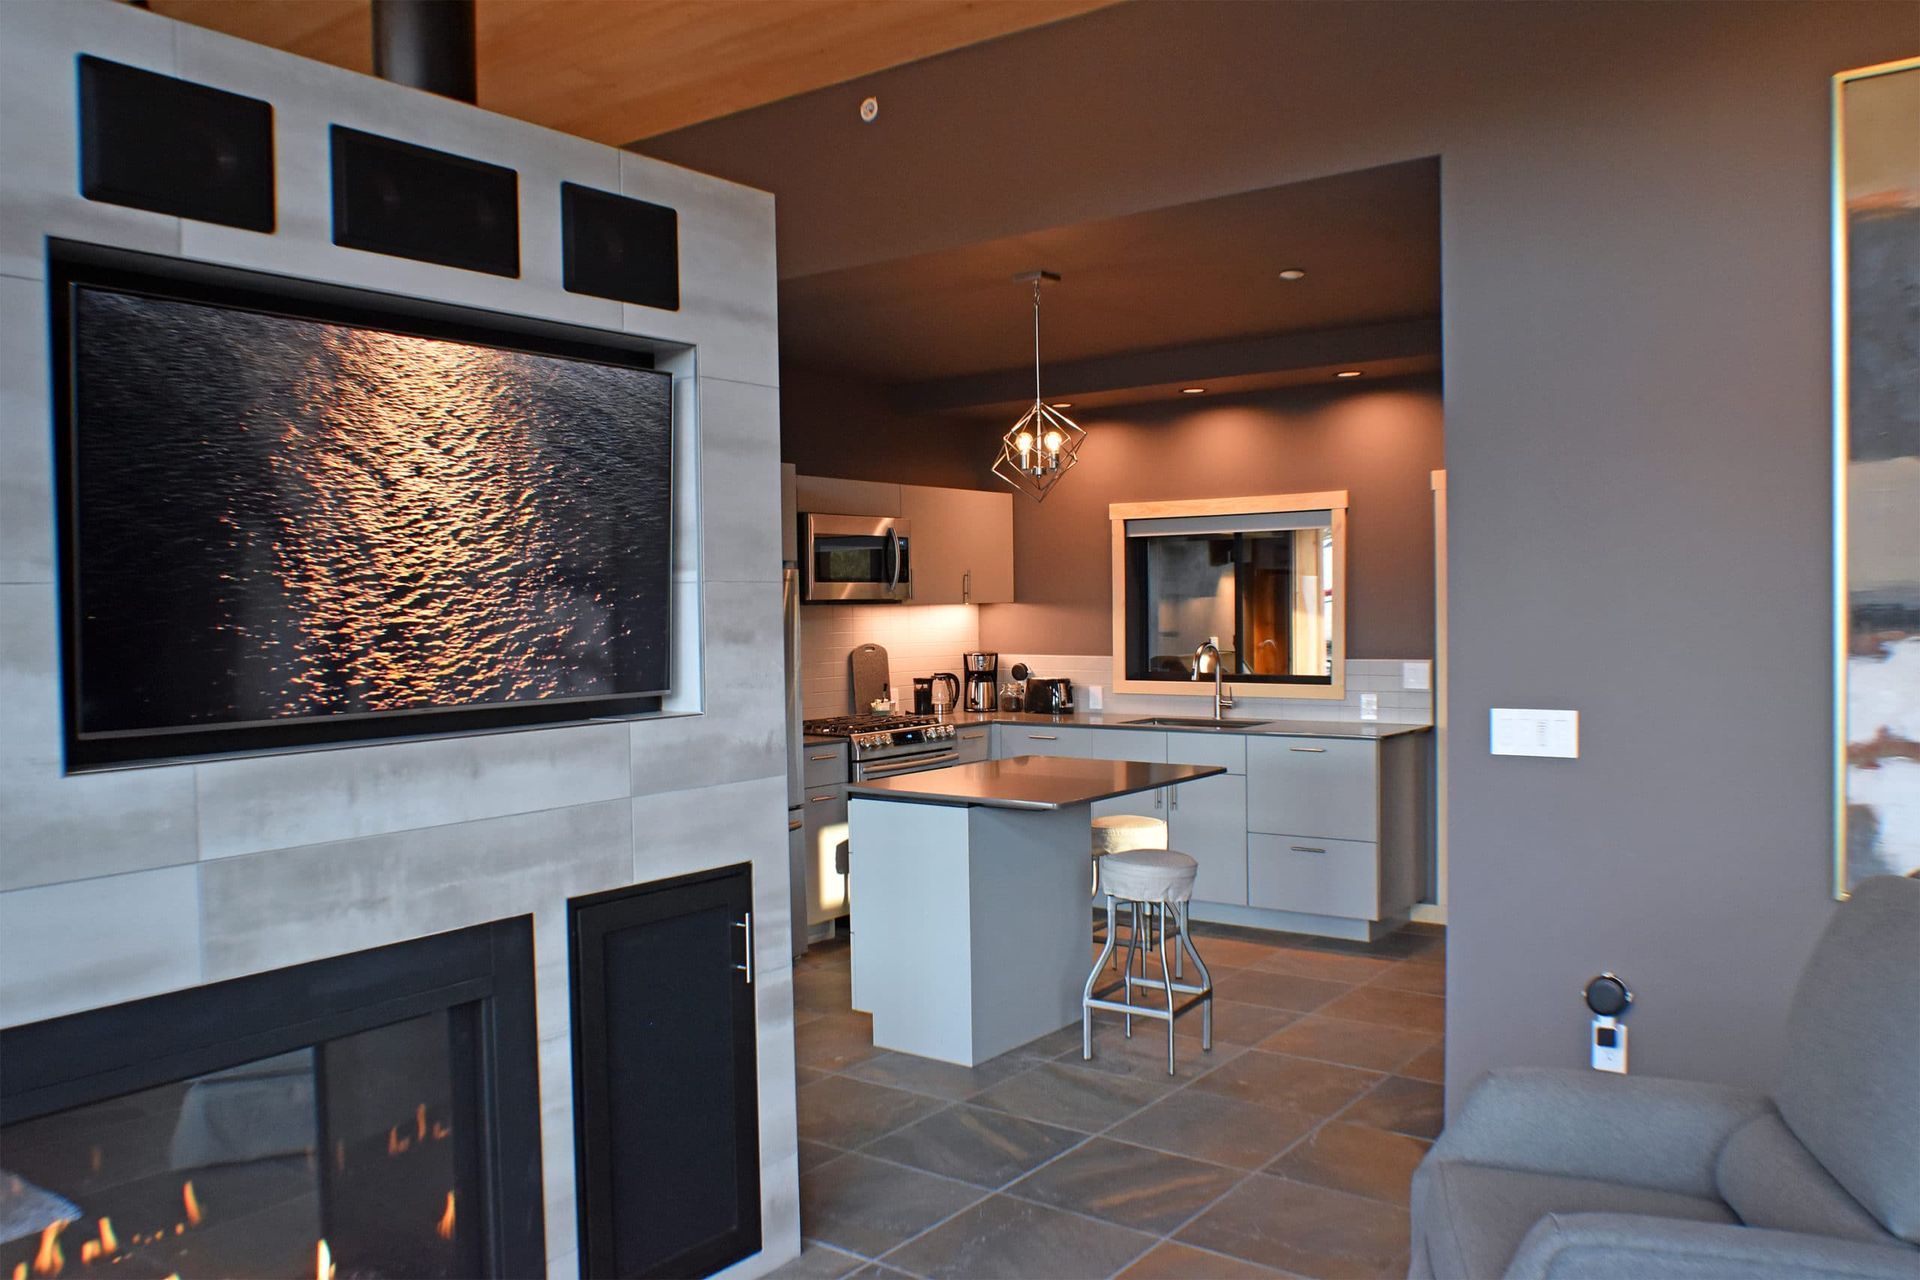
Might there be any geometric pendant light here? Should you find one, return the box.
[992,270,1086,502]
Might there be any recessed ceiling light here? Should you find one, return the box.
[1052,401,1073,409]
[1278,268,1307,281]
[1180,387,1206,395]
[1334,370,1363,379]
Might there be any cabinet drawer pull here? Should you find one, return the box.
[1290,845,1327,854]
[809,794,835,803]
[1289,746,1328,753]
[734,913,753,984]
[808,752,838,761]
[960,731,986,740]
[1028,733,1059,740]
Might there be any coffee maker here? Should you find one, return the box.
[962,652,998,712]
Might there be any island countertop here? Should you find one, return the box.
[847,755,1225,811]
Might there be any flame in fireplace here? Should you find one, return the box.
[30,1221,64,1276]
[431,1119,452,1140]
[436,1191,456,1241]
[87,1147,102,1176]
[387,1125,411,1155]
[12,1262,25,1280]
[416,1102,429,1142]
[315,1238,335,1280]
[95,1219,116,1256]
[181,1180,203,1227]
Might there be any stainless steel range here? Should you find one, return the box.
[802,714,959,781]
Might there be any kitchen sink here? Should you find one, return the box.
[1119,716,1278,730]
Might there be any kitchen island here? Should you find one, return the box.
[846,755,1224,1065]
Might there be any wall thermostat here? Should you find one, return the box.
[859,96,879,123]
[1584,973,1631,1073]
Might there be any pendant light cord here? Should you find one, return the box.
[1033,279,1043,405]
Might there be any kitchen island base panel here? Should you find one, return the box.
[1186,899,1411,944]
[849,797,1090,1067]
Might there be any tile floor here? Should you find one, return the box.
[777,920,1445,1280]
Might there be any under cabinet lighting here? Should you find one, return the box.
[1278,268,1307,280]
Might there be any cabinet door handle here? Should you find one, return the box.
[1028,733,1058,741]
[1289,746,1328,754]
[734,913,754,984]
[809,794,834,803]
[960,731,985,740]
[808,752,838,761]
[962,569,971,604]
[1290,845,1327,854]
[1170,786,1179,811]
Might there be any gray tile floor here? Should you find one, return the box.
[778,920,1444,1280]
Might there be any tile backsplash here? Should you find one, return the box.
[1001,655,1434,723]
[800,604,980,718]
[800,604,1432,726]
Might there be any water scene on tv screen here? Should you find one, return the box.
[71,287,672,738]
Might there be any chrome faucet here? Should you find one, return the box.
[1192,640,1235,719]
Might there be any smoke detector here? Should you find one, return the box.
[859,96,879,124]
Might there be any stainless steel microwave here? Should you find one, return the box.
[801,513,911,602]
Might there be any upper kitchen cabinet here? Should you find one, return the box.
[900,484,1015,604]
[795,474,901,517]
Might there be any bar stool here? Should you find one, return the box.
[1082,848,1214,1075]
[1091,815,1166,971]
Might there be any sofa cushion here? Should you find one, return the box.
[1777,876,1920,1244]
[1412,1160,1736,1280]
[1717,1112,1901,1247]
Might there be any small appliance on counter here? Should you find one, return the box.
[1025,677,1074,715]
[911,673,959,716]
[962,652,998,712]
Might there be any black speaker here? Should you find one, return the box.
[562,182,679,310]
[77,56,275,232]
[330,125,519,277]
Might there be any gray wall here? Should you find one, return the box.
[0,5,797,1276]
[641,1,1918,1102]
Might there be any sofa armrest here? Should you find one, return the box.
[1504,1213,1920,1279]
[1432,1067,1771,1197]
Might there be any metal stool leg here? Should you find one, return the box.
[1121,897,1140,1037]
[1083,895,1118,1059]
[1174,900,1214,1052]
[1156,902,1177,1074]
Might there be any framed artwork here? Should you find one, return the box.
[1833,57,1920,895]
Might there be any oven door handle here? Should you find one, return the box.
[861,749,960,778]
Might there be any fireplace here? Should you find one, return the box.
[0,919,544,1278]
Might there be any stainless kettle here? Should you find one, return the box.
[929,672,960,714]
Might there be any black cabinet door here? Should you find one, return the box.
[571,864,761,1278]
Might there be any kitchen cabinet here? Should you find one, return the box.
[795,474,900,518]
[1247,737,1378,842]
[953,725,992,764]
[801,782,850,926]
[1168,770,1248,905]
[570,865,761,1279]
[899,484,1015,604]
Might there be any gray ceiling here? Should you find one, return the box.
[776,158,1440,388]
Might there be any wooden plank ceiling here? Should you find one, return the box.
[147,0,1117,144]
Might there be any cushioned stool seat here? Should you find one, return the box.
[1097,847,1197,903]
[1091,813,1167,855]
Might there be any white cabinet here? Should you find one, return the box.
[1169,770,1248,905]
[795,475,900,517]
[801,782,850,926]
[953,725,992,764]
[899,484,1015,604]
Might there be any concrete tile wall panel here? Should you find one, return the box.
[697,377,785,584]
[0,583,202,890]
[194,722,632,859]
[0,278,53,583]
[672,372,703,581]
[0,1,181,280]
[631,580,786,797]
[172,22,624,332]
[620,152,779,389]
[0,864,201,1025]
[750,961,805,1270]
[198,798,632,981]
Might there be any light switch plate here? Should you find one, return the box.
[1402,661,1431,690]
[1359,693,1379,720]
[1491,708,1579,758]
[1085,684,1104,710]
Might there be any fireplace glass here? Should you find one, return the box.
[1,1009,485,1279]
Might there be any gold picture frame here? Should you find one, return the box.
[1833,56,1920,897]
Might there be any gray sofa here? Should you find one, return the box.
[1410,874,1920,1279]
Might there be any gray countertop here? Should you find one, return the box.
[847,757,1226,810]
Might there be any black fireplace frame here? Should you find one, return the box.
[0,916,547,1277]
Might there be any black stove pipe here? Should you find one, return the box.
[371,0,477,104]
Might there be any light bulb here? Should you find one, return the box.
[1043,430,1064,453]
[1014,430,1034,452]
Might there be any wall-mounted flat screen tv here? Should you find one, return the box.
[51,241,675,770]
